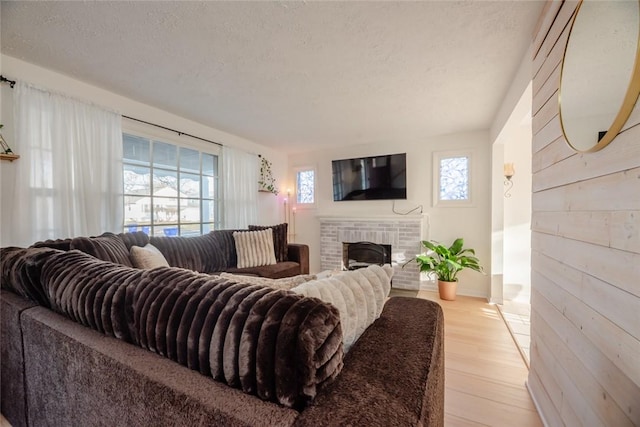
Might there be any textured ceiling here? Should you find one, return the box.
[1,1,545,152]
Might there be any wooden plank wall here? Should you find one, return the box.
[529,1,640,425]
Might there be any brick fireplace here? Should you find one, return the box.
[319,215,425,290]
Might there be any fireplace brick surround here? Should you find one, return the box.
[319,216,425,290]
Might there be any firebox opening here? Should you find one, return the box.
[342,241,392,271]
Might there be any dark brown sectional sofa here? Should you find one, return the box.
[33,229,310,279]
[0,231,445,427]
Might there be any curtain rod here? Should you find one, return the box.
[122,115,222,147]
[0,77,225,150]
[1,75,16,88]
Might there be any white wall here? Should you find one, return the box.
[503,109,532,302]
[288,130,492,298]
[490,143,505,304]
[528,1,640,425]
[490,49,534,304]
[493,81,533,303]
[0,55,287,245]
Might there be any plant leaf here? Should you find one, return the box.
[450,238,464,255]
[421,240,438,253]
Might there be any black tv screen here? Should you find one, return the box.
[332,153,407,201]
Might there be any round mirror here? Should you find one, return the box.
[559,0,640,152]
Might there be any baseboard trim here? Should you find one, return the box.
[526,380,550,427]
[495,304,530,369]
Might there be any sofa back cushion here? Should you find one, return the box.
[38,253,344,408]
[30,238,73,251]
[209,230,239,269]
[149,233,229,273]
[119,231,150,250]
[41,250,145,343]
[70,232,133,267]
[135,269,343,408]
[0,246,61,307]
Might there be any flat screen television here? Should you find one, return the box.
[332,153,407,201]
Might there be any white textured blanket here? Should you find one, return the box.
[291,264,393,351]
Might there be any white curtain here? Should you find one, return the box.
[222,146,258,228]
[8,82,123,246]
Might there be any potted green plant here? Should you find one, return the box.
[415,238,484,301]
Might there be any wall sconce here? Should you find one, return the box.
[504,163,515,198]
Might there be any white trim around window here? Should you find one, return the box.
[294,165,317,209]
[432,149,474,207]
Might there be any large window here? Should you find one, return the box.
[123,133,220,236]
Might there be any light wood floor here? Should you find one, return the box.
[1,291,541,427]
[392,289,542,426]
[497,300,531,368]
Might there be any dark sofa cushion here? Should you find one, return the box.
[210,230,240,269]
[19,303,300,427]
[119,231,150,250]
[293,297,445,426]
[147,229,297,275]
[30,238,72,251]
[0,247,24,292]
[149,233,229,273]
[224,261,301,279]
[248,224,288,262]
[1,290,39,427]
[136,268,344,408]
[1,246,62,307]
[70,232,133,267]
[38,255,344,409]
[41,250,144,343]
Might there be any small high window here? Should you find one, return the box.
[295,167,316,206]
[433,150,472,207]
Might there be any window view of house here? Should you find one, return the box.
[123,134,220,236]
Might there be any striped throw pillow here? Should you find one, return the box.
[248,223,288,262]
[233,229,277,268]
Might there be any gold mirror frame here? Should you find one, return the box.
[559,0,640,153]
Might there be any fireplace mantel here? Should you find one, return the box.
[316,214,424,222]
